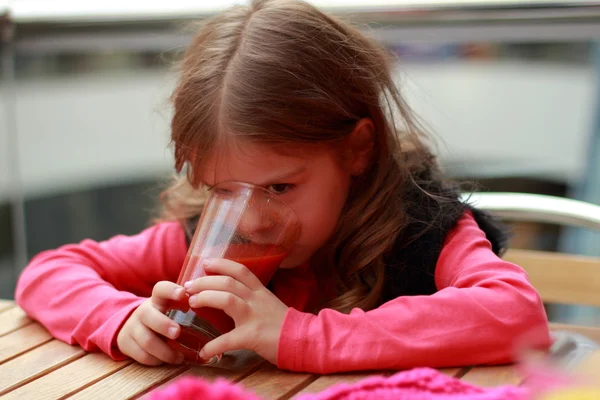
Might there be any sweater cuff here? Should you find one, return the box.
[276,307,315,372]
[101,297,146,360]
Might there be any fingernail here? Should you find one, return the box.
[199,349,207,360]
[183,281,192,290]
[203,258,215,266]
[167,326,178,339]
[173,287,184,297]
[189,294,197,306]
[175,353,185,364]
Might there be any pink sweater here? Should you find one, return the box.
[15,213,550,373]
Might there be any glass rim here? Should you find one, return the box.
[208,180,298,219]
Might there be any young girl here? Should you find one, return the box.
[15,0,550,374]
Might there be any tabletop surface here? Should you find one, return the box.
[1,299,599,399]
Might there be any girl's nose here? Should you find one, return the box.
[237,209,276,241]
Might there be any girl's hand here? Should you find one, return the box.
[116,281,188,366]
[184,259,289,364]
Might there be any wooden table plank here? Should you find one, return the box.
[0,307,32,336]
[0,340,85,396]
[575,350,600,382]
[238,363,317,400]
[69,363,187,399]
[141,351,265,398]
[186,351,265,382]
[295,372,381,396]
[296,367,465,397]
[549,322,600,344]
[0,323,53,364]
[438,367,467,377]
[2,353,132,400]
[0,302,596,399]
[0,300,15,313]
[460,365,523,387]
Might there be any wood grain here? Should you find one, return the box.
[0,307,32,336]
[295,372,380,395]
[2,353,132,400]
[460,365,523,387]
[296,368,464,396]
[0,323,53,364]
[69,362,187,399]
[503,249,600,307]
[0,340,85,396]
[238,363,316,400]
[0,300,15,313]
[0,299,598,399]
[141,351,265,398]
[438,367,466,377]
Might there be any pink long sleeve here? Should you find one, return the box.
[15,222,188,359]
[277,213,551,373]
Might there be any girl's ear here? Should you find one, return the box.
[346,118,375,176]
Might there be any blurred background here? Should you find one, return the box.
[1,1,599,324]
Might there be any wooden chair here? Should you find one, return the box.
[461,192,600,309]
[462,193,600,366]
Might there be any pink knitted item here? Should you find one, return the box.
[298,368,528,400]
[146,368,529,400]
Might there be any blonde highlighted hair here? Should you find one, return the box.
[160,0,443,313]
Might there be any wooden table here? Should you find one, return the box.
[1,299,599,399]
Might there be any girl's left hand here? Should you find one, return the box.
[183,259,289,364]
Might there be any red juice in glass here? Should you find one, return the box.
[167,244,288,364]
[165,182,300,366]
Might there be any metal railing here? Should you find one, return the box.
[461,192,600,231]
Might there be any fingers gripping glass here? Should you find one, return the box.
[166,182,300,365]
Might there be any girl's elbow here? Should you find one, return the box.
[14,252,52,310]
[15,262,37,309]
[505,290,552,351]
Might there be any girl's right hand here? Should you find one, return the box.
[116,281,188,366]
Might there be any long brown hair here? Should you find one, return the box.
[161,0,443,312]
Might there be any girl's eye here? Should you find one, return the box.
[267,184,294,194]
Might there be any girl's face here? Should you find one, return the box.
[198,141,353,268]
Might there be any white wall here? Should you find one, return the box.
[402,61,596,179]
[0,60,596,202]
[9,70,176,200]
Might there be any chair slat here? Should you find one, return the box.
[504,249,600,307]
